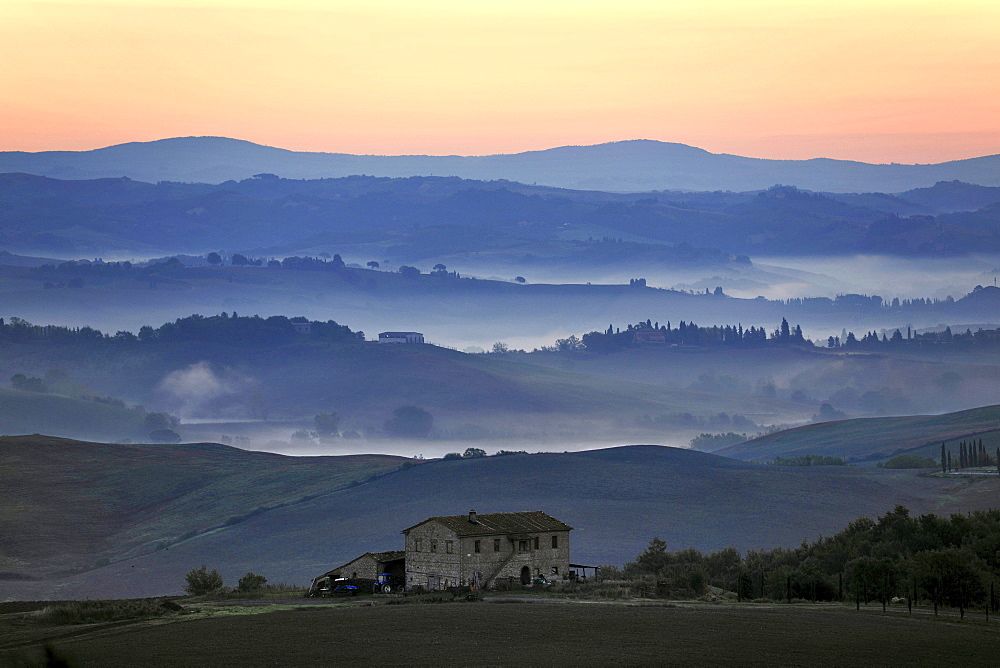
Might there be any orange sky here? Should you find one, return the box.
[2,0,1000,162]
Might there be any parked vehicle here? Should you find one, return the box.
[374,572,405,594]
[532,575,553,588]
[314,577,358,597]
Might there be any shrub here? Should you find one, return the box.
[689,432,748,450]
[384,405,433,438]
[149,428,181,443]
[237,572,268,592]
[38,599,171,624]
[878,454,938,469]
[769,455,846,466]
[184,565,223,595]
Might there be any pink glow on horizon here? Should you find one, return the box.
[2,1,999,164]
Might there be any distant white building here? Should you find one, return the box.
[378,331,425,344]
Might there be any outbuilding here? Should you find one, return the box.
[378,331,424,344]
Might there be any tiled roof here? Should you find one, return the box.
[317,550,405,579]
[402,511,572,537]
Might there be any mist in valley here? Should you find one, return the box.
[3,247,1000,459]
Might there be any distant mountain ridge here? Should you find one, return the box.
[4,137,1000,192]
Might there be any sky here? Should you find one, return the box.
[2,0,1000,163]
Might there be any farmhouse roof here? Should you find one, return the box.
[402,511,573,537]
[317,550,406,579]
[379,331,422,336]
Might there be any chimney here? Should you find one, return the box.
[469,509,477,523]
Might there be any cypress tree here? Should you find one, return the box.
[941,443,946,473]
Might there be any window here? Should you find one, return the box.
[552,535,559,549]
[446,540,453,554]
[415,539,422,552]
[533,537,539,550]
[494,539,501,552]
[474,540,481,553]
[430,539,437,553]
[552,566,559,575]
[518,540,529,552]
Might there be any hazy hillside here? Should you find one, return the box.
[4,137,1000,192]
[0,314,810,443]
[4,258,999,358]
[4,172,1000,258]
[716,404,1000,462]
[0,388,146,442]
[3,439,994,600]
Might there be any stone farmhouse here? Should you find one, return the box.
[402,510,572,590]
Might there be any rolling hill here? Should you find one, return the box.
[4,137,1000,193]
[0,388,146,442]
[716,404,1000,462]
[4,172,1000,258]
[0,436,406,581]
[2,438,995,600]
[0,316,811,443]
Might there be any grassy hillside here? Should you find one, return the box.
[0,388,145,441]
[0,436,407,580]
[716,404,1000,462]
[4,437,995,599]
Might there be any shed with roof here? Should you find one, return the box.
[308,550,405,594]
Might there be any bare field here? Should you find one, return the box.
[6,600,999,666]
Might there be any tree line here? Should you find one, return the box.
[619,506,1000,613]
[0,313,364,348]
[579,317,806,352]
[509,317,1000,354]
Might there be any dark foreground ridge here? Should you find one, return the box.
[3,436,996,600]
[3,601,998,666]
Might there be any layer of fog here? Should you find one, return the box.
[449,253,1000,303]
[7,260,1000,354]
[178,420,691,459]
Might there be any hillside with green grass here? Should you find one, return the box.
[4,437,995,600]
[0,436,407,582]
[716,404,1000,463]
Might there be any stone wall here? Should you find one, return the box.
[337,554,382,580]
[405,523,462,589]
